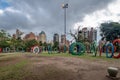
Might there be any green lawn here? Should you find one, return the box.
[38,51,119,61]
[0,60,28,80]
[0,53,28,80]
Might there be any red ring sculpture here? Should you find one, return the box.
[113,39,120,59]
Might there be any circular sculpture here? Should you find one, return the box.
[16,47,24,52]
[33,46,40,54]
[69,42,85,55]
[113,39,120,59]
[64,45,67,53]
[48,45,52,54]
[90,41,97,56]
[5,47,11,53]
[106,43,114,58]
[53,48,58,53]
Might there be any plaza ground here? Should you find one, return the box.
[0,52,120,80]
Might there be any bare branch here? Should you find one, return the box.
[69,29,77,42]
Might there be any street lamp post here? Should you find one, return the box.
[62,3,68,45]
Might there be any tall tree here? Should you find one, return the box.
[0,29,6,40]
[39,41,43,46]
[53,41,59,49]
[100,22,120,41]
[25,39,38,48]
[0,29,11,41]
[69,26,84,42]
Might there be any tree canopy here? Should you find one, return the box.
[100,22,120,41]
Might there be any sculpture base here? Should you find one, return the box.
[106,75,120,80]
[107,67,118,77]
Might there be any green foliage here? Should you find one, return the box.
[0,29,12,48]
[0,29,6,38]
[53,41,59,49]
[0,40,10,48]
[43,42,47,47]
[43,42,48,51]
[9,38,25,51]
[100,22,120,41]
[0,29,11,41]
[39,41,43,46]
[24,39,38,48]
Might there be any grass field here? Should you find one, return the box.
[40,52,119,61]
[0,53,28,80]
[0,52,120,80]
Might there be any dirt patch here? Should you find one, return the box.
[24,55,120,80]
[0,54,120,80]
[24,64,82,80]
[0,55,26,67]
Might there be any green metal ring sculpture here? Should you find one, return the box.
[69,42,85,55]
[48,45,52,54]
[90,41,97,57]
[53,48,58,53]
[16,47,24,52]
[64,45,67,53]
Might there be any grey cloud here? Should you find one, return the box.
[0,11,30,30]
[0,0,114,40]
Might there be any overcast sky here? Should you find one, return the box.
[0,0,120,41]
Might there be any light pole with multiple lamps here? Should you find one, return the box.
[62,3,68,45]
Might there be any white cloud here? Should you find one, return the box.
[0,7,22,15]
[108,0,120,14]
[5,7,21,13]
[0,9,4,15]
[73,0,120,29]
[73,0,120,42]
[26,14,35,24]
